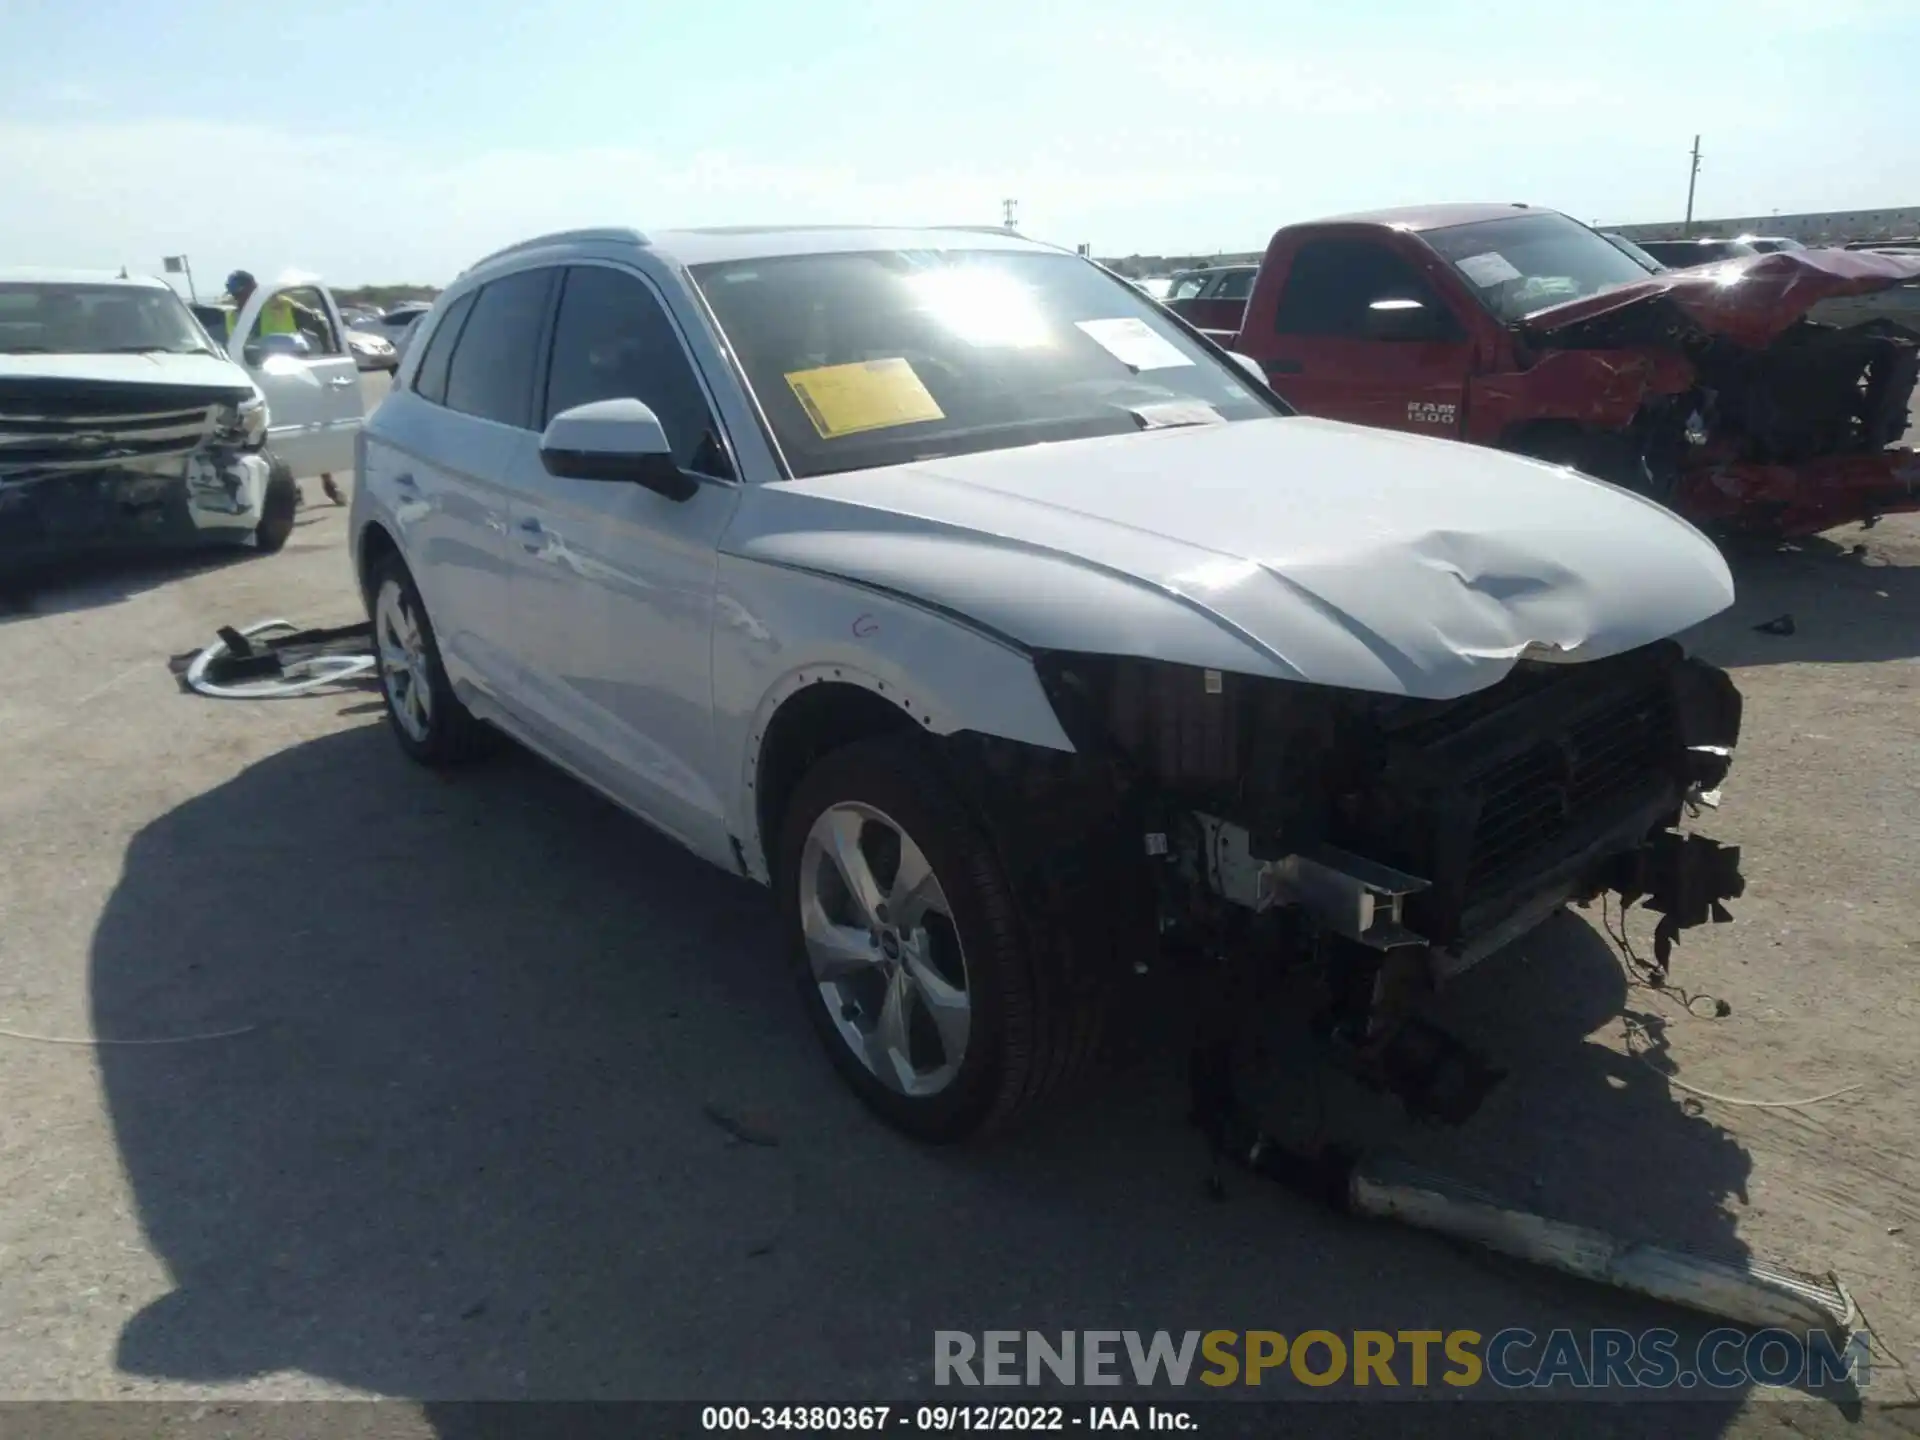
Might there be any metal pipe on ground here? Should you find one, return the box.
[1233,1137,1856,1338]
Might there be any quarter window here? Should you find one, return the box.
[411,291,475,407]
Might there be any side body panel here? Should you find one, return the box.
[712,545,1073,882]
[352,391,521,700]
[502,473,743,861]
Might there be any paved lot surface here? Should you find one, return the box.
[2,374,1918,1436]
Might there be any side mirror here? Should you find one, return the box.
[539,398,697,501]
[1363,298,1442,343]
[1227,352,1268,385]
[244,332,311,365]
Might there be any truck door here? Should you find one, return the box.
[1258,238,1471,437]
[228,281,364,478]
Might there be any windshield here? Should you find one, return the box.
[1424,212,1655,323]
[0,282,217,356]
[692,249,1281,479]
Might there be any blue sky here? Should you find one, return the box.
[2,0,1916,287]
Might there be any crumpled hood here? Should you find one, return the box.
[726,416,1736,701]
[1524,247,1920,349]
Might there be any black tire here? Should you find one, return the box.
[776,736,1083,1142]
[367,550,493,767]
[252,458,298,554]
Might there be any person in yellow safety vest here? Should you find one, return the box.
[224,270,346,506]
[223,270,305,338]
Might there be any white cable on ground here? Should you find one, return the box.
[1631,1058,1863,1111]
[1620,1014,1864,1109]
[185,618,375,699]
[0,1024,257,1046]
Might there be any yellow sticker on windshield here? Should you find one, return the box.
[784,358,945,440]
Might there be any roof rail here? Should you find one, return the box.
[462,227,649,275]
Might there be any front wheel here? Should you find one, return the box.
[252,458,298,554]
[776,737,1088,1142]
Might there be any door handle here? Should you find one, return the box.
[1267,359,1304,375]
[328,375,357,388]
[393,471,418,489]
[516,516,547,554]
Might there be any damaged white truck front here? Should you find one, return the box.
[351,226,1746,1152]
[1,269,361,573]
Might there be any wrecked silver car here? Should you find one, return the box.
[0,269,298,575]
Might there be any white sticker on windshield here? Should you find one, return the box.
[1076,317,1194,372]
[1456,251,1523,288]
[1129,400,1224,429]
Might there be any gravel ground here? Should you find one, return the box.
[1,375,1917,1437]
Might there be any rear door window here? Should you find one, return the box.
[442,269,558,429]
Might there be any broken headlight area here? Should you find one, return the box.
[213,393,269,451]
[1011,641,1743,1123]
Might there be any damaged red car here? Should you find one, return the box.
[1208,205,1920,537]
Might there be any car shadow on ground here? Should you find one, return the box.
[87,724,1820,1427]
[0,548,254,623]
[1688,534,1920,668]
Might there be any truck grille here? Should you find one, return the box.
[0,405,215,472]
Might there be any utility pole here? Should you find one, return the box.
[1683,135,1702,238]
[1002,198,1018,232]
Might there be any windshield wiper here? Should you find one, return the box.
[95,345,199,355]
[0,346,54,354]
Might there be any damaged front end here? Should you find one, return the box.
[980,640,1743,1125]
[0,375,272,573]
[1512,250,1920,536]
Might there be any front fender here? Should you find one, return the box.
[714,553,1073,881]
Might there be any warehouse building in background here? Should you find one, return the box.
[1608,205,1920,244]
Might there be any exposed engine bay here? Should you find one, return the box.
[0,376,274,571]
[955,641,1744,1126]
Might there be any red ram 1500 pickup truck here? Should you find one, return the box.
[1207,204,1920,536]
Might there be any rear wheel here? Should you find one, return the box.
[776,737,1081,1142]
[369,552,492,767]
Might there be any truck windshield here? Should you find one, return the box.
[0,283,217,356]
[692,249,1281,479]
[1424,213,1656,323]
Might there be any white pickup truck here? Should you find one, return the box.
[1,269,364,573]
